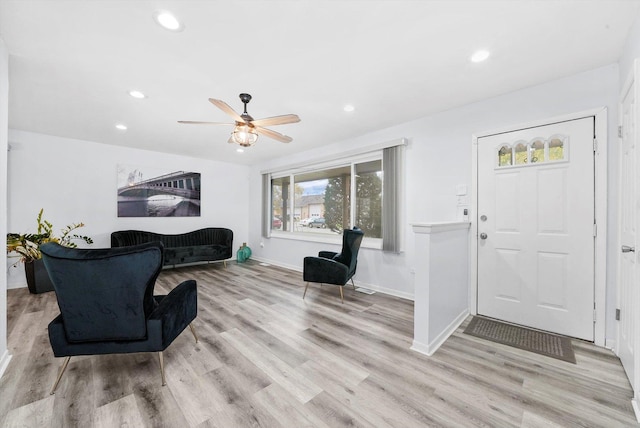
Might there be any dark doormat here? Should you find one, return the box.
[463,316,576,364]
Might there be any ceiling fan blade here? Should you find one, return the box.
[250,114,301,127]
[255,126,293,143]
[177,121,234,125]
[209,98,246,123]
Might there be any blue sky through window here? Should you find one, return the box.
[299,179,327,195]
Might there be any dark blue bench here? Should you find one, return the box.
[111,228,233,267]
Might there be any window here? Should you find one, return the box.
[269,158,383,239]
[498,145,512,166]
[514,142,528,165]
[355,160,382,238]
[530,140,544,163]
[496,135,568,169]
[271,175,290,231]
[263,140,404,251]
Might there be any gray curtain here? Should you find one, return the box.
[261,173,271,238]
[382,146,401,253]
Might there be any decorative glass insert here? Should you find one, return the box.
[498,145,512,166]
[549,138,564,161]
[514,143,528,165]
[496,135,567,168]
[530,140,545,163]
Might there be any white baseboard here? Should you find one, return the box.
[251,257,414,301]
[605,338,616,351]
[632,397,640,423]
[410,340,431,356]
[411,309,469,357]
[0,350,12,379]
[350,280,414,301]
[7,281,26,290]
[251,256,302,273]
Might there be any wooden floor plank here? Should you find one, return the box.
[93,394,146,427]
[0,260,636,427]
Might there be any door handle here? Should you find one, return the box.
[622,245,635,253]
[480,233,488,240]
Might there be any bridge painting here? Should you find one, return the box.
[117,165,201,217]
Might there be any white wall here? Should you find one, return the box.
[6,130,250,288]
[0,39,10,376]
[619,8,640,85]
[249,64,620,339]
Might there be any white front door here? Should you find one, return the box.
[477,117,595,341]
[617,62,638,397]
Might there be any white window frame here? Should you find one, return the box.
[269,152,383,249]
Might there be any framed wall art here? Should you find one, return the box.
[117,165,201,217]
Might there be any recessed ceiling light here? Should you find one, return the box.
[343,104,355,112]
[153,10,184,32]
[115,123,127,130]
[129,90,146,99]
[236,148,245,153]
[470,50,490,63]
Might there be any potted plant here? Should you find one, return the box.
[7,209,93,294]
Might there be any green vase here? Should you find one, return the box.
[236,243,252,263]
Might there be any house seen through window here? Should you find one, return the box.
[270,159,383,238]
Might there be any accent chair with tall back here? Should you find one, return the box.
[303,227,365,303]
[40,241,198,394]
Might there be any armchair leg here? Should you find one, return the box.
[50,356,71,395]
[339,286,344,304]
[159,352,166,386]
[189,323,199,343]
[224,260,227,268]
[350,278,356,289]
[303,282,310,299]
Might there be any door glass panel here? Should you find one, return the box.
[498,145,512,166]
[549,138,564,161]
[530,140,545,163]
[515,143,528,165]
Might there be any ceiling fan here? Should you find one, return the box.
[179,93,300,147]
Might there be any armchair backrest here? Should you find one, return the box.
[40,242,163,343]
[334,227,365,277]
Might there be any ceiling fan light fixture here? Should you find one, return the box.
[129,90,146,99]
[153,10,184,32]
[232,124,258,147]
[470,50,490,63]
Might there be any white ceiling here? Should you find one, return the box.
[1,1,638,165]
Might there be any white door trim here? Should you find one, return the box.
[616,58,640,422]
[470,108,608,346]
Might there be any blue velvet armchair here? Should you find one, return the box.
[303,227,364,303]
[40,241,198,394]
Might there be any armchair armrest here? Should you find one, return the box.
[149,280,197,349]
[303,256,349,286]
[318,251,338,259]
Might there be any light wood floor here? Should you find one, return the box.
[1,260,637,427]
